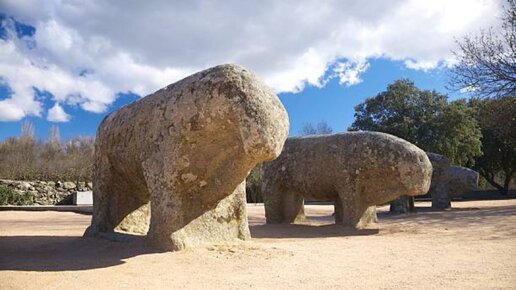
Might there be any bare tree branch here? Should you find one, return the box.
[449,1,516,98]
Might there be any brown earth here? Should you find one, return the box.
[1,200,515,289]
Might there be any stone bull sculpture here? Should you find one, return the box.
[447,165,479,196]
[262,132,432,228]
[430,162,479,209]
[84,64,289,251]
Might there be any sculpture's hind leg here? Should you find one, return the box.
[143,159,250,251]
[334,197,344,223]
[84,152,115,236]
[335,190,377,228]
[84,154,149,237]
[263,179,285,223]
[280,190,305,223]
[357,206,377,228]
[335,190,361,227]
[263,178,304,224]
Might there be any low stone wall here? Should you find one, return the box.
[0,179,92,205]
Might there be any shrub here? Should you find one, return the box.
[0,185,34,205]
[0,133,95,182]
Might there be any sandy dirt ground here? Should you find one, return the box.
[1,200,515,290]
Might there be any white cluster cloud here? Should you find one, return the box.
[0,0,503,121]
[47,103,71,122]
[333,60,371,86]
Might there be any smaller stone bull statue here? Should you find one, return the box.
[262,132,432,228]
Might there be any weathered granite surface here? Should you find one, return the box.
[84,64,289,251]
[427,153,451,210]
[448,165,479,196]
[262,132,432,228]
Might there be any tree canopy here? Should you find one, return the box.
[469,96,516,194]
[349,79,482,166]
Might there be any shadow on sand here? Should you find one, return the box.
[0,224,379,272]
[0,234,164,272]
[379,205,516,222]
[250,224,379,239]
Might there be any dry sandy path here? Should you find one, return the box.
[1,200,515,289]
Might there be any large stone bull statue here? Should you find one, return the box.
[84,64,289,251]
[262,132,432,228]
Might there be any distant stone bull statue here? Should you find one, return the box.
[447,165,479,196]
[393,153,480,211]
[261,132,432,228]
[84,64,289,251]
[427,153,451,210]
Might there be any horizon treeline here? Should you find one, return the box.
[0,121,94,182]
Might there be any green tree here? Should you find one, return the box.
[430,99,483,166]
[350,79,482,165]
[350,79,447,148]
[470,96,516,194]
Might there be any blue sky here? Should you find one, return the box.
[0,1,502,141]
[280,58,453,136]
